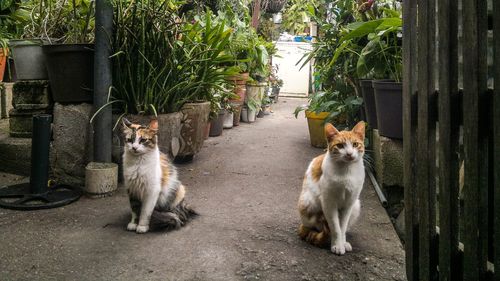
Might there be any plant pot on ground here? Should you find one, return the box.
[209,109,226,137]
[372,80,402,139]
[223,110,234,129]
[176,102,211,163]
[9,39,48,80]
[305,111,329,148]
[231,102,243,126]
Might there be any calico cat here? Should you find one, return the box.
[298,121,365,255]
[122,118,197,234]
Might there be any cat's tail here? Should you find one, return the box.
[298,222,330,248]
[152,200,198,229]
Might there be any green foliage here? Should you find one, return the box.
[0,0,29,48]
[281,0,318,34]
[294,91,362,127]
[111,2,237,115]
[22,0,95,44]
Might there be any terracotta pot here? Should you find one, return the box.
[0,48,8,83]
[227,72,249,103]
[176,101,211,162]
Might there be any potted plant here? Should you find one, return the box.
[268,64,283,102]
[35,0,96,103]
[294,90,363,148]
[103,5,236,161]
[353,17,403,139]
[8,0,51,80]
[0,0,29,81]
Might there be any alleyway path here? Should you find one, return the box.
[0,98,405,281]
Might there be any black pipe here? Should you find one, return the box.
[30,114,51,194]
[93,0,113,163]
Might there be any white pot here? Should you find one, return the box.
[85,162,118,198]
[223,111,234,128]
[241,107,249,123]
[248,108,256,123]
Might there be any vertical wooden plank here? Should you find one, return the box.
[477,0,490,275]
[438,0,461,279]
[403,0,419,279]
[493,0,500,279]
[462,0,486,280]
[417,0,438,279]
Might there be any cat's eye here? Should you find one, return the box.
[353,142,359,148]
[335,143,344,149]
[126,137,133,143]
[139,138,148,144]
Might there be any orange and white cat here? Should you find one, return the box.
[298,121,365,255]
[122,118,197,234]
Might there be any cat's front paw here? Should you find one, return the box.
[344,242,352,252]
[331,243,346,255]
[127,222,137,231]
[136,225,149,234]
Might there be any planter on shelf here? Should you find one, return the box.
[9,39,48,80]
[306,111,329,148]
[372,80,403,139]
[209,109,226,137]
[223,110,234,129]
[43,44,94,103]
[123,112,183,158]
[0,48,8,82]
[227,72,249,104]
[231,102,242,126]
[359,79,377,129]
[176,101,211,163]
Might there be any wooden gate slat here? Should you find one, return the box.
[462,0,485,280]
[437,0,461,279]
[493,0,500,280]
[403,0,419,280]
[417,0,438,279]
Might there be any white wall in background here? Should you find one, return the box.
[272,41,312,97]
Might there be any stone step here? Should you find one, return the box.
[0,136,31,176]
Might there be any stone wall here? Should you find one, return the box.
[51,103,93,187]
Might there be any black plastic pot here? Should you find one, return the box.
[359,79,377,129]
[372,80,402,139]
[43,44,94,103]
[209,110,225,137]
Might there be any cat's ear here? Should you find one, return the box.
[148,119,158,131]
[324,123,340,141]
[352,121,366,138]
[122,118,132,129]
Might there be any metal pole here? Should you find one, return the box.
[30,114,51,194]
[93,0,113,163]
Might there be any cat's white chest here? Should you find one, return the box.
[123,153,161,200]
[320,160,364,206]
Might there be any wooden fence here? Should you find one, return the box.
[403,0,500,280]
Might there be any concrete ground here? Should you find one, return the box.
[0,98,405,281]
